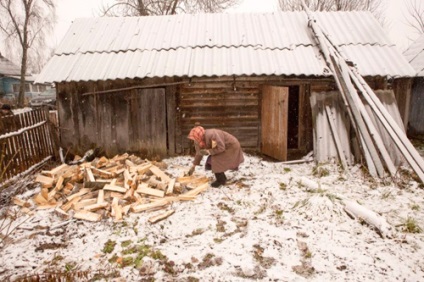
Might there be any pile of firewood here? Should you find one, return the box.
[13,153,210,223]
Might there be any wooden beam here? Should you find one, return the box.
[137,184,165,198]
[131,201,168,213]
[149,165,171,183]
[104,184,127,193]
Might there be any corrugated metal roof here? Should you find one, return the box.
[36,11,415,83]
[0,55,21,76]
[403,34,424,76]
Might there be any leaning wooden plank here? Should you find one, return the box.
[166,178,176,195]
[35,174,54,188]
[131,201,168,213]
[325,105,348,171]
[148,210,175,224]
[84,202,109,212]
[184,183,209,197]
[104,184,127,193]
[123,187,134,200]
[41,188,49,201]
[91,166,114,178]
[149,165,171,183]
[344,200,394,239]
[113,203,123,221]
[41,163,69,177]
[74,210,102,222]
[97,189,104,204]
[137,184,165,198]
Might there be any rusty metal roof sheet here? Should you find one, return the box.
[36,11,415,83]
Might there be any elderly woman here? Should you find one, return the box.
[187,125,244,187]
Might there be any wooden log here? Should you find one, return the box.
[13,197,30,208]
[131,201,169,213]
[85,167,95,182]
[148,210,175,224]
[41,188,49,201]
[66,188,90,202]
[123,187,134,200]
[74,210,102,222]
[97,189,105,203]
[137,184,165,198]
[33,193,48,205]
[91,167,114,178]
[344,200,394,238]
[149,165,171,183]
[41,163,69,178]
[114,204,123,221]
[110,192,124,199]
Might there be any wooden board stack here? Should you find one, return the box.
[13,153,210,223]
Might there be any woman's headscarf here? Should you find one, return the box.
[188,126,206,148]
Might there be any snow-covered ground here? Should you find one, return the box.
[1,153,424,281]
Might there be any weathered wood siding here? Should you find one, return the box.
[177,79,261,153]
[57,81,171,158]
[408,77,424,136]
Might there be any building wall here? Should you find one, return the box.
[408,77,424,136]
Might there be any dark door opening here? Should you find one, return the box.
[288,86,299,149]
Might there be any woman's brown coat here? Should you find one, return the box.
[193,129,244,173]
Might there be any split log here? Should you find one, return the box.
[35,175,54,188]
[84,202,109,212]
[73,198,98,210]
[184,183,209,197]
[137,184,165,198]
[150,165,171,183]
[104,184,127,193]
[148,210,175,223]
[166,178,176,195]
[131,201,169,213]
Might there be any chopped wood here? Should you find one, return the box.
[130,163,152,174]
[33,193,48,205]
[137,184,165,198]
[84,202,109,212]
[184,183,209,197]
[73,198,98,210]
[54,207,70,220]
[103,184,127,193]
[74,210,102,222]
[85,167,96,183]
[61,196,82,212]
[35,174,54,188]
[148,209,175,223]
[149,165,171,183]
[13,197,30,208]
[131,201,169,213]
[97,189,105,203]
[26,153,211,223]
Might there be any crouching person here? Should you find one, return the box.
[187,125,244,187]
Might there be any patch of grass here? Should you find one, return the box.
[411,204,420,211]
[102,240,117,254]
[122,256,134,267]
[312,165,330,178]
[305,251,312,259]
[254,204,266,215]
[403,217,422,233]
[217,202,235,214]
[121,240,132,248]
[325,193,341,202]
[214,237,224,243]
[65,262,77,272]
[293,199,309,209]
[274,210,284,221]
[279,182,287,190]
[381,191,392,199]
[187,228,205,237]
[283,167,291,173]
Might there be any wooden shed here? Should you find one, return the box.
[36,11,415,163]
[404,34,424,137]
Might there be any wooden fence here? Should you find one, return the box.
[0,108,57,183]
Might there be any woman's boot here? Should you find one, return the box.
[212,172,226,187]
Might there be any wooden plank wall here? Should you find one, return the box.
[408,77,424,136]
[0,108,56,183]
[177,80,260,153]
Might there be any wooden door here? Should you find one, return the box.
[131,88,167,156]
[261,85,289,161]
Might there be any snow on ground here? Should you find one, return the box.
[1,153,424,281]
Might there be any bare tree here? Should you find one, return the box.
[278,0,385,22]
[0,0,56,107]
[405,0,424,35]
[101,0,239,17]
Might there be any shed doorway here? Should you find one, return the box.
[261,85,300,161]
